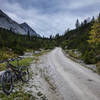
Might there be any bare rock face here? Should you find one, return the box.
[20,22,40,37]
[0,10,40,37]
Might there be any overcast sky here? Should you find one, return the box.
[0,0,100,37]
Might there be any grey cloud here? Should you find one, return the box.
[0,0,100,37]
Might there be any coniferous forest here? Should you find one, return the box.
[0,28,55,54]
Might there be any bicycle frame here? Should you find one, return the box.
[6,59,22,81]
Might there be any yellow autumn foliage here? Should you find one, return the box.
[88,21,100,48]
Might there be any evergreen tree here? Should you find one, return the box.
[27,30,30,40]
[0,35,3,48]
[98,13,100,23]
[83,19,87,25]
[75,19,80,29]
[50,35,53,40]
[81,22,84,27]
[91,16,95,22]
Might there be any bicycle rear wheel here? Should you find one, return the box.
[1,70,13,95]
[20,66,29,82]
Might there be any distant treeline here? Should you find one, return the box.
[0,28,56,55]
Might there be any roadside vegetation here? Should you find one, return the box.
[0,90,35,100]
[65,49,82,59]
[0,57,33,71]
[0,49,17,61]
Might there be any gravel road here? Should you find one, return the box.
[30,47,100,100]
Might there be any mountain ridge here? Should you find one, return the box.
[20,22,40,37]
[0,10,40,37]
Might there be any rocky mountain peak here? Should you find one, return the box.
[0,9,40,37]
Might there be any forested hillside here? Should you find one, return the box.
[57,14,100,73]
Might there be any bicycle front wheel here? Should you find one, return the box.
[1,70,13,95]
[20,66,29,82]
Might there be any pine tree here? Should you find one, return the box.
[91,16,95,22]
[83,19,87,25]
[98,13,100,23]
[50,35,52,39]
[27,30,30,40]
[75,19,80,29]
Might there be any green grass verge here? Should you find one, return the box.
[0,49,49,71]
[65,49,82,59]
[11,57,34,66]
[0,63,6,71]
[0,49,17,61]
[0,57,33,71]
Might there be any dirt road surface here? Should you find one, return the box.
[30,47,100,100]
